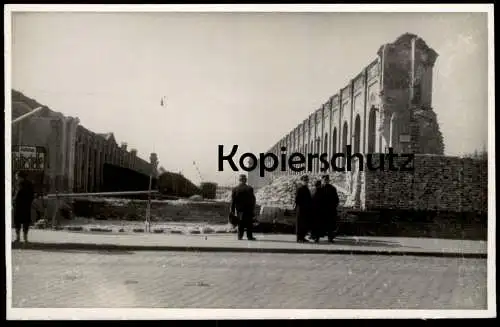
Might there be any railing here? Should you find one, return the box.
[45,190,160,232]
[44,190,158,199]
[12,106,44,124]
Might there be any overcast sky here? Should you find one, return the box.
[11,11,489,186]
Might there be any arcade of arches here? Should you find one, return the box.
[249,33,445,189]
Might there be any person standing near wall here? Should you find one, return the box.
[310,179,323,243]
[229,174,257,241]
[318,174,340,243]
[294,175,312,243]
[13,171,35,243]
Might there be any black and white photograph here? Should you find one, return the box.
[5,4,495,320]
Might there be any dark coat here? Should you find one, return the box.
[311,187,322,216]
[317,183,340,218]
[14,179,35,222]
[295,184,312,222]
[230,184,256,217]
[310,186,323,233]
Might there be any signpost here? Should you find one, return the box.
[145,153,159,232]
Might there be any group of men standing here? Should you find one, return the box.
[229,173,340,243]
[295,174,340,243]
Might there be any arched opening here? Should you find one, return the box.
[389,112,397,151]
[322,134,328,173]
[367,107,377,153]
[303,142,309,172]
[332,128,337,154]
[342,121,349,153]
[342,121,349,167]
[324,133,328,153]
[353,114,361,154]
[310,141,314,172]
[316,137,321,173]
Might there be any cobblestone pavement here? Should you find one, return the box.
[11,250,487,309]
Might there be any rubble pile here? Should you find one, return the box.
[255,173,349,209]
[255,175,301,209]
[218,173,350,209]
[219,191,232,203]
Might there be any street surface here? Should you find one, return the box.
[11,229,488,256]
[11,249,486,309]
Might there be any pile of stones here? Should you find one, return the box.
[256,173,349,209]
[219,173,350,210]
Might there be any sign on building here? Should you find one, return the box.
[12,145,47,171]
[399,134,411,143]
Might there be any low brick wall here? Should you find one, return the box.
[72,198,263,225]
[363,154,488,213]
[254,208,486,240]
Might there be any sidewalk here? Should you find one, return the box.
[10,229,487,258]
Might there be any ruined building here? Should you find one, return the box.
[249,33,486,215]
[249,33,444,187]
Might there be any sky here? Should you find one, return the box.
[10,10,489,186]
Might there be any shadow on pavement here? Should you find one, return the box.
[11,242,135,255]
[39,248,135,255]
[331,237,419,248]
[256,237,418,248]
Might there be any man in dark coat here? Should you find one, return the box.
[294,175,312,243]
[318,174,340,242]
[310,180,323,242]
[229,174,257,241]
[13,171,35,243]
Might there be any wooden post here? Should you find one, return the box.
[52,192,59,229]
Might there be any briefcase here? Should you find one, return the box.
[228,213,240,227]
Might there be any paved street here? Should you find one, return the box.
[11,229,488,257]
[11,249,486,309]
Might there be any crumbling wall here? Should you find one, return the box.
[411,106,445,154]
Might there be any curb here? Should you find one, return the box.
[11,241,487,259]
[35,226,237,235]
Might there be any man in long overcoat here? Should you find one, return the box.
[294,175,312,243]
[310,180,323,242]
[318,174,340,242]
[13,171,35,243]
[229,174,257,241]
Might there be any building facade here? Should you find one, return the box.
[249,33,444,188]
[12,90,154,194]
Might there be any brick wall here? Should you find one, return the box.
[72,199,242,224]
[363,154,488,213]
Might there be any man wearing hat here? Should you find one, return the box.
[294,175,313,243]
[318,174,340,242]
[13,170,35,243]
[229,174,257,240]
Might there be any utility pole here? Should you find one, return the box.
[145,152,158,232]
[192,161,204,183]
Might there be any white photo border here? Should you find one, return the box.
[4,3,496,320]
